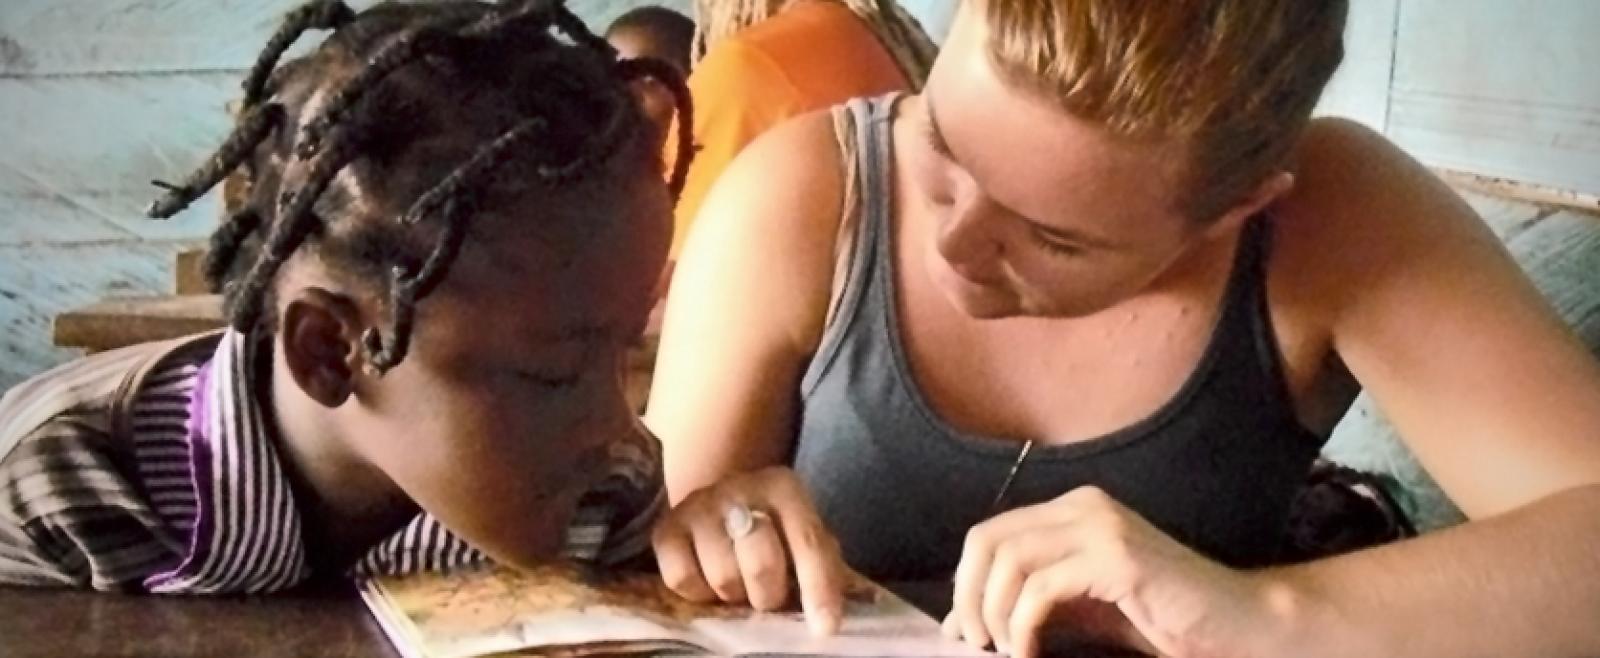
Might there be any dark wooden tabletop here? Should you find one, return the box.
[0,582,398,658]
[0,580,1143,657]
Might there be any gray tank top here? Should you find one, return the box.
[792,95,1323,580]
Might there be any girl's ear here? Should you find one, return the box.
[279,286,366,408]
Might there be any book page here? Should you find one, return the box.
[689,581,993,657]
[361,564,993,657]
[361,565,719,658]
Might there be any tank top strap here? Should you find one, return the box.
[802,92,904,395]
[1214,215,1272,337]
[1235,215,1313,437]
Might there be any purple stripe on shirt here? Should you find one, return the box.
[144,359,217,591]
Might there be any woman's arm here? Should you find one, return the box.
[669,38,805,254]
[645,109,847,503]
[1252,119,1600,656]
[644,110,860,631]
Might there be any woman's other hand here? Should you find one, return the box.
[947,486,1287,658]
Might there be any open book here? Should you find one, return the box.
[358,563,993,657]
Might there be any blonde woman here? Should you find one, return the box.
[649,0,1600,655]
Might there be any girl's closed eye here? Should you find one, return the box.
[512,350,588,392]
[517,367,584,391]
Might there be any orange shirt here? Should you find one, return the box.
[669,0,910,255]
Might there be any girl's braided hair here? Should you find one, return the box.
[146,0,694,373]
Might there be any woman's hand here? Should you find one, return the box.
[947,486,1283,658]
[651,466,851,635]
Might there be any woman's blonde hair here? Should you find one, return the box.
[984,0,1347,220]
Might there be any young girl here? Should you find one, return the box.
[0,0,847,623]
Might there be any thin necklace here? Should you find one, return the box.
[988,439,1035,514]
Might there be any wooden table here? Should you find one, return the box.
[0,580,1145,658]
[0,582,396,658]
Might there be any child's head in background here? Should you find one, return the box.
[605,6,696,137]
[147,0,691,571]
[606,6,696,73]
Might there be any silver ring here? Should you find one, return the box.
[723,503,772,540]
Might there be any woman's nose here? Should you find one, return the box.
[935,194,1002,271]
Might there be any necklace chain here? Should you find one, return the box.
[988,439,1035,514]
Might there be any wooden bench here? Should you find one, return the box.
[52,293,661,412]
[53,294,225,352]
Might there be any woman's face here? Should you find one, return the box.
[908,3,1202,319]
[345,154,671,567]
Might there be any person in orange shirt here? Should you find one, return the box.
[669,0,937,258]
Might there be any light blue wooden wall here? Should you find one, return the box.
[1316,0,1600,197]
[1313,0,1397,129]
[0,0,956,391]
[900,0,956,41]
[8,0,1587,391]
[0,0,691,390]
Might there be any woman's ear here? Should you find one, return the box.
[280,287,366,408]
[1204,171,1296,240]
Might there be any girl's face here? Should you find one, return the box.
[341,155,671,567]
[908,2,1203,319]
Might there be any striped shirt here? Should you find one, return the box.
[0,331,662,593]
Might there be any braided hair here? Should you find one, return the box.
[145,0,694,374]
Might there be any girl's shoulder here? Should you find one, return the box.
[0,332,218,461]
[0,332,219,589]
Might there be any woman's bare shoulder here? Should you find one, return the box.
[1266,117,1499,322]
[673,107,850,353]
[690,108,847,252]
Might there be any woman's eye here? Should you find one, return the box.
[921,121,954,160]
[1031,231,1085,258]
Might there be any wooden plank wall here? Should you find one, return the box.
[17,1,1584,390]
[0,0,689,390]
[899,0,956,41]
[1388,0,1600,197]
[1314,0,1398,129]
[1316,0,1600,199]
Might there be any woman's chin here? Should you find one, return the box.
[936,277,1114,320]
[934,275,1023,319]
